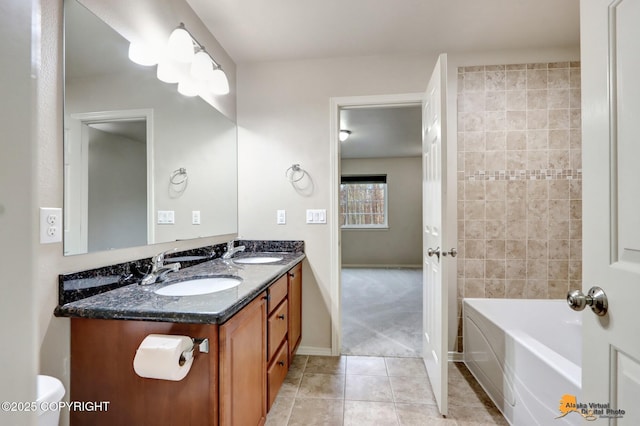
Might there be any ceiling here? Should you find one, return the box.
[186,0,580,64]
[89,121,147,143]
[340,105,422,159]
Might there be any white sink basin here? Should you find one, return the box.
[155,277,241,296]
[233,256,283,264]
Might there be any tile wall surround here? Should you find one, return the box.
[457,62,582,350]
[58,240,304,305]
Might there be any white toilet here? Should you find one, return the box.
[36,375,65,426]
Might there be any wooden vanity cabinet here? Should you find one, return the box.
[69,261,302,426]
[219,292,267,426]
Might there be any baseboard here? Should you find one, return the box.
[298,347,464,361]
[341,264,422,269]
[296,345,333,356]
[448,351,464,362]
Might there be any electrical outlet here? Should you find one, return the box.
[277,210,286,225]
[192,210,201,225]
[40,207,62,244]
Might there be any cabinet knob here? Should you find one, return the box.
[278,314,285,320]
[278,361,285,366]
[289,272,295,278]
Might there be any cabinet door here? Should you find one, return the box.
[219,292,267,426]
[287,263,302,362]
[70,319,215,426]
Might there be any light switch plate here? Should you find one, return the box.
[40,207,62,244]
[277,210,286,225]
[192,210,201,225]
[306,209,327,224]
[157,210,175,224]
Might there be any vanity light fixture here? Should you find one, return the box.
[128,42,158,66]
[339,130,352,142]
[209,67,230,95]
[191,48,213,80]
[177,79,199,97]
[167,23,195,63]
[169,23,230,96]
[156,60,181,84]
[127,22,230,96]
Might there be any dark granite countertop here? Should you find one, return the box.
[54,251,305,325]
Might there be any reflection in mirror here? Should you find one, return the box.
[87,118,148,252]
[63,0,238,256]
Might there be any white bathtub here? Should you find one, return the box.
[463,298,582,426]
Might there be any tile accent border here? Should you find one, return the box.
[464,168,582,181]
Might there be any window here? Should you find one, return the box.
[340,175,388,228]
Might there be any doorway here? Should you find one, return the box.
[329,93,424,357]
[64,109,154,255]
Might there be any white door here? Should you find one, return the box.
[581,0,640,423]
[422,53,451,416]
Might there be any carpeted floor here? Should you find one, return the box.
[341,268,422,357]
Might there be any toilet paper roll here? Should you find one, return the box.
[133,334,194,381]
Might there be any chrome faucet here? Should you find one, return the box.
[140,249,181,285]
[222,240,245,260]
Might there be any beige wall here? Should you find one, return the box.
[455,61,582,350]
[0,1,38,424]
[341,157,422,267]
[236,47,580,354]
[33,2,237,425]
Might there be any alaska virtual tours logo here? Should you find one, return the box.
[556,394,626,421]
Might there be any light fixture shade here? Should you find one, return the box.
[191,50,212,80]
[167,26,194,63]
[128,42,158,66]
[339,130,352,142]
[156,60,180,84]
[177,78,199,97]
[209,68,230,95]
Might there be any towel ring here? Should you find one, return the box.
[170,168,188,185]
[285,164,306,183]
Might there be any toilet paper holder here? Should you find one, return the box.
[179,337,209,366]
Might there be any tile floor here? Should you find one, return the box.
[266,355,508,425]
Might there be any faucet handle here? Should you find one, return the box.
[152,248,178,267]
[225,240,238,256]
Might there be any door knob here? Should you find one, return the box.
[567,286,608,316]
[441,248,458,257]
[427,247,440,260]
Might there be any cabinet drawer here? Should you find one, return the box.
[267,340,289,410]
[268,300,288,361]
[268,275,288,314]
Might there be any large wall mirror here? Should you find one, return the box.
[63,0,238,256]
